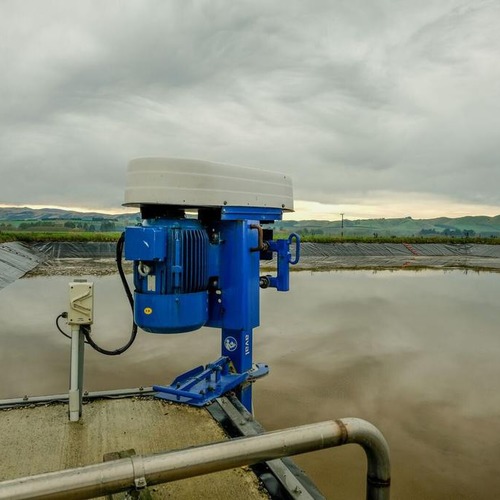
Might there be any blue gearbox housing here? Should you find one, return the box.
[124,218,210,333]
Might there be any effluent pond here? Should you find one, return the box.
[1,270,499,499]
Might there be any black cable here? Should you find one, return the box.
[56,312,90,344]
[54,233,138,355]
[116,232,134,310]
[82,232,138,356]
[56,313,71,340]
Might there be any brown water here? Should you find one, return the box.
[1,270,499,499]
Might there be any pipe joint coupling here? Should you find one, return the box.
[130,455,147,490]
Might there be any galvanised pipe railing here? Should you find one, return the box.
[0,417,390,500]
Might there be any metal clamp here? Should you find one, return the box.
[130,455,147,490]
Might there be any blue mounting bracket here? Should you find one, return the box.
[262,233,301,292]
[152,356,269,406]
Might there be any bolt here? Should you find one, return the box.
[259,276,270,289]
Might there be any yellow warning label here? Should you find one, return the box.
[144,307,153,315]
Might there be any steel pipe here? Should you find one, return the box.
[0,387,155,409]
[0,417,390,500]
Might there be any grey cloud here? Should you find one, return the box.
[0,0,499,212]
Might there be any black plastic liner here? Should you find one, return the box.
[28,241,500,259]
[299,242,500,258]
[2,241,500,290]
[0,243,45,291]
[297,242,500,270]
[32,242,117,258]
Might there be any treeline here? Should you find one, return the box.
[419,228,476,237]
[293,228,325,235]
[0,220,118,232]
[61,221,117,232]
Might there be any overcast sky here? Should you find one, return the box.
[1,0,499,220]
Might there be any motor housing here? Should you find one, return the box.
[125,218,209,333]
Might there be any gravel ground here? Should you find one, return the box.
[26,258,133,277]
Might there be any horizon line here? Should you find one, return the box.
[0,204,498,222]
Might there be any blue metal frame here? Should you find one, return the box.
[153,357,248,406]
[125,206,300,412]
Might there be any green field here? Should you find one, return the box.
[0,207,500,244]
[1,209,499,245]
[276,233,499,245]
[0,232,122,243]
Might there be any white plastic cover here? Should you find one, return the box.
[123,158,294,211]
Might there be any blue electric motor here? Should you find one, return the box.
[123,158,299,411]
[125,217,209,333]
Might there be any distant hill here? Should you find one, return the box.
[274,215,500,238]
[0,207,499,237]
[0,207,139,222]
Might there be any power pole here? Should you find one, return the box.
[340,213,344,238]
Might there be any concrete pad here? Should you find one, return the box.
[0,398,268,499]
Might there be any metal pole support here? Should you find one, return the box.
[68,325,85,422]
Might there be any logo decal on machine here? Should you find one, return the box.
[144,307,153,315]
[224,336,238,352]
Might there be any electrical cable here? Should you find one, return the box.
[56,312,90,344]
[55,233,138,356]
[82,232,138,356]
[56,313,71,340]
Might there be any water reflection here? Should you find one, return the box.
[1,270,499,499]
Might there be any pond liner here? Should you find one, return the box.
[32,241,117,258]
[299,242,500,257]
[3,241,499,286]
[0,242,46,291]
[28,241,500,259]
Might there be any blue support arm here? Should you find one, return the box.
[265,233,300,292]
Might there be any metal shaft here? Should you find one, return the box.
[0,418,390,500]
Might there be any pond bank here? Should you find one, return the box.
[2,241,500,286]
